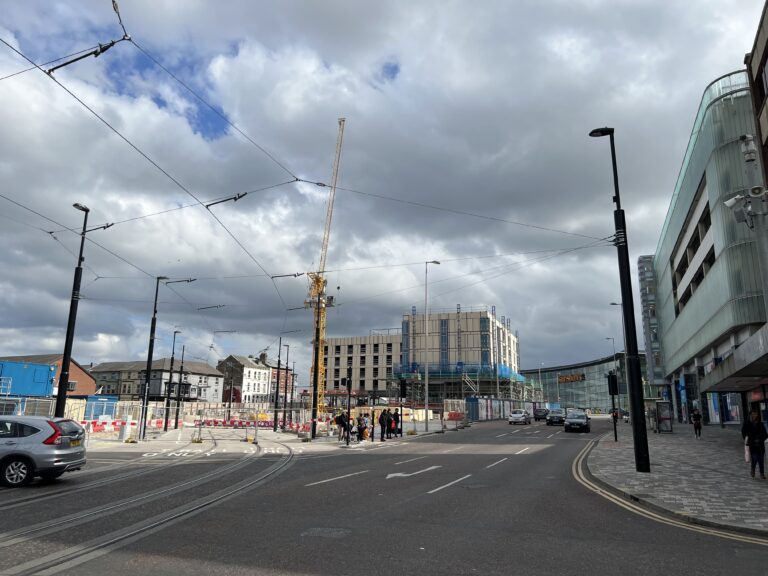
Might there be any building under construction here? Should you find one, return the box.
[395,305,531,402]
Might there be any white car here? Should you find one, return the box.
[508,410,531,425]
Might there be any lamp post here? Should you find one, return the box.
[606,336,618,442]
[590,126,650,473]
[273,330,301,432]
[424,260,440,432]
[289,362,296,427]
[163,330,181,432]
[174,345,185,429]
[281,344,290,430]
[610,301,626,410]
[139,276,195,441]
[55,204,112,417]
[538,362,544,404]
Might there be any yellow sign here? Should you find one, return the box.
[558,373,586,384]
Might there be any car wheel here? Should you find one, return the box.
[1,457,34,487]
[39,470,65,482]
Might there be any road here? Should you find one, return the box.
[1,420,766,575]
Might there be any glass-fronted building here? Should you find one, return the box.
[521,353,649,415]
[651,71,765,424]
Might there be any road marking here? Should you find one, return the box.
[428,474,472,494]
[387,466,442,479]
[442,446,462,454]
[495,433,509,438]
[571,441,768,546]
[486,458,508,469]
[547,434,555,438]
[511,430,521,434]
[395,456,428,465]
[515,447,530,455]
[305,471,369,487]
[533,430,540,434]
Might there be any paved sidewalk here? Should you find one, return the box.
[586,421,768,534]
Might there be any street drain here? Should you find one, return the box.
[301,527,351,539]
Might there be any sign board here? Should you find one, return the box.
[656,400,673,433]
[558,373,586,384]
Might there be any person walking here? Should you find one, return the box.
[393,408,401,438]
[691,408,703,439]
[742,410,768,479]
[378,410,388,442]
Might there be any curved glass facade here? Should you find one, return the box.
[655,70,765,374]
[521,353,649,414]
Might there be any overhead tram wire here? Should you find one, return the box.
[0,39,287,309]
[0,44,104,82]
[290,239,611,310]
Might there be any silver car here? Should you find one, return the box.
[0,416,86,487]
[508,409,531,425]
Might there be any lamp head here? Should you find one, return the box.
[73,203,90,213]
[723,195,744,209]
[428,260,440,265]
[610,302,621,306]
[589,127,614,138]
[174,330,181,335]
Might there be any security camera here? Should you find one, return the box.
[724,195,744,208]
[749,186,765,197]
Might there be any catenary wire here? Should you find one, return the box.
[0,44,102,82]
[0,37,287,307]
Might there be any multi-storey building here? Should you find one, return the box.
[216,355,272,405]
[91,359,222,402]
[650,70,763,424]
[638,255,666,395]
[397,306,522,399]
[324,330,401,395]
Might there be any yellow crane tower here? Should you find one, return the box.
[306,118,346,431]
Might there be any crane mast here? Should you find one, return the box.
[307,118,346,419]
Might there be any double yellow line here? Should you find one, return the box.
[571,440,768,546]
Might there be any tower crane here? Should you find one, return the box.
[306,118,346,433]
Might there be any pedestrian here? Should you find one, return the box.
[334,412,345,441]
[742,410,768,479]
[691,408,702,439]
[393,408,401,437]
[378,409,388,441]
[387,409,395,439]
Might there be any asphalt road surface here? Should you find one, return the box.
[1,420,766,576]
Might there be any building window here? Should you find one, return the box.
[386,355,392,366]
[360,344,366,354]
[373,367,379,378]
[373,343,379,354]
[67,381,77,392]
[373,356,379,366]
[387,343,393,353]
[347,345,353,355]
[347,357,353,366]
[335,345,341,355]
[359,355,366,366]
[359,367,365,379]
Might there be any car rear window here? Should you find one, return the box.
[57,420,84,435]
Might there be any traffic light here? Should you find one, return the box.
[399,378,407,398]
[607,373,618,396]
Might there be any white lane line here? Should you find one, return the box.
[442,446,462,454]
[515,447,530,455]
[495,433,509,438]
[305,470,369,487]
[395,456,428,466]
[486,458,508,469]
[547,433,555,438]
[511,429,521,434]
[428,474,472,494]
[533,430,541,434]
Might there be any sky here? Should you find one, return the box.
[0,0,764,387]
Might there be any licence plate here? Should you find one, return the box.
[70,439,81,447]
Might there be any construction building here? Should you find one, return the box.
[396,306,525,402]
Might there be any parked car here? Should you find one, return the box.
[508,409,531,425]
[546,409,566,426]
[0,416,86,487]
[564,410,591,433]
[533,408,549,421]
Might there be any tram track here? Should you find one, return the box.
[2,442,295,576]
[0,433,213,511]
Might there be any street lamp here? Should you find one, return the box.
[55,203,112,417]
[139,276,195,440]
[606,336,618,442]
[424,260,440,432]
[590,126,650,473]
[272,330,302,432]
[280,343,290,430]
[163,330,181,432]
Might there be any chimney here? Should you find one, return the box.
[259,352,267,364]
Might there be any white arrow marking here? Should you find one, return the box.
[386,465,442,479]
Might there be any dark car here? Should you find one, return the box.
[533,408,549,421]
[546,409,566,426]
[564,411,591,433]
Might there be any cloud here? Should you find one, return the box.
[0,0,765,381]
